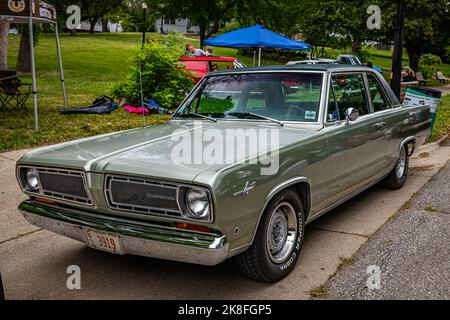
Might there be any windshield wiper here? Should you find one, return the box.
[228,112,284,126]
[174,113,218,123]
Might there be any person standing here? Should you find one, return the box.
[186,44,207,56]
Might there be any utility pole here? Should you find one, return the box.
[142,2,148,47]
[390,0,406,100]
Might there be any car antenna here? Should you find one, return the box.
[138,57,146,128]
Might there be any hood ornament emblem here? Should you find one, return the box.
[233,181,256,197]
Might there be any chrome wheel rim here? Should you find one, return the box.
[396,147,407,179]
[266,202,298,264]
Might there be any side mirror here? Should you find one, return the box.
[345,107,359,124]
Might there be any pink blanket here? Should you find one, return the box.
[124,105,149,116]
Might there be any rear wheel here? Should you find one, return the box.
[235,189,305,282]
[383,144,409,190]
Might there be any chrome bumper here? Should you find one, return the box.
[19,201,229,266]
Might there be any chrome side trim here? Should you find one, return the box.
[19,201,228,266]
[16,165,93,206]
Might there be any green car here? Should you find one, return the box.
[16,65,431,282]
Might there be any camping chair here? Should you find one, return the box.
[0,70,32,111]
[415,72,430,86]
[436,71,449,84]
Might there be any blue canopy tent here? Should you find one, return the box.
[204,24,311,66]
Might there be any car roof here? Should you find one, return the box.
[180,56,239,62]
[209,64,373,76]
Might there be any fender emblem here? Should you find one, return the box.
[233,181,256,197]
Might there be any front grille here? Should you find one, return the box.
[19,167,92,205]
[105,175,182,217]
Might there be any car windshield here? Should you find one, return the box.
[173,72,324,123]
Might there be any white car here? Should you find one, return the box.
[336,54,363,66]
[287,58,339,65]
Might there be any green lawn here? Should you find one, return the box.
[0,32,449,152]
[429,95,450,142]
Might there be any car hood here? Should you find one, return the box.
[19,121,320,184]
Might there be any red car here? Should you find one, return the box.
[179,56,245,83]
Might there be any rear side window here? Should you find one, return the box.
[366,74,391,112]
[327,73,370,121]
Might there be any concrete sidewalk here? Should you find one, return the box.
[323,155,450,300]
[0,141,449,299]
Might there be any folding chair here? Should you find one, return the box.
[0,70,32,112]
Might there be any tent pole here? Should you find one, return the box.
[28,12,38,131]
[258,47,262,66]
[253,50,256,67]
[54,24,68,109]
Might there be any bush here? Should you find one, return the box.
[418,54,442,79]
[112,33,194,108]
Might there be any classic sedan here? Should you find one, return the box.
[16,65,431,282]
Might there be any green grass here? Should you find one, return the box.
[0,33,449,152]
[309,284,328,299]
[429,96,450,142]
[424,204,439,212]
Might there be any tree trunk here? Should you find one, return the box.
[405,42,422,72]
[89,17,99,34]
[199,25,206,50]
[351,37,361,55]
[16,29,32,73]
[101,18,109,33]
[0,21,10,70]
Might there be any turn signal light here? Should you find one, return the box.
[35,197,57,206]
[176,222,212,233]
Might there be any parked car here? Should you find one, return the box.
[16,65,431,282]
[286,58,339,65]
[179,56,245,83]
[337,54,363,66]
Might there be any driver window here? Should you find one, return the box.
[328,74,370,120]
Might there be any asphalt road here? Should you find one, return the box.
[324,158,450,300]
[0,143,449,300]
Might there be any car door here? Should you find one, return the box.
[365,71,396,170]
[324,72,388,203]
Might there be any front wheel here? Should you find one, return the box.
[383,144,409,190]
[235,189,305,282]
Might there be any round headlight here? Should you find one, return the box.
[26,168,40,191]
[186,189,210,219]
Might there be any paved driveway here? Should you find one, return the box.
[1,143,449,299]
[324,159,450,299]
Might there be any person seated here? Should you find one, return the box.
[211,64,219,72]
[401,69,416,82]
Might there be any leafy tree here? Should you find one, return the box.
[158,0,237,48]
[418,53,442,78]
[112,33,194,107]
[236,0,304,37]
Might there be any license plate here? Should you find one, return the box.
[83,228,125,255]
